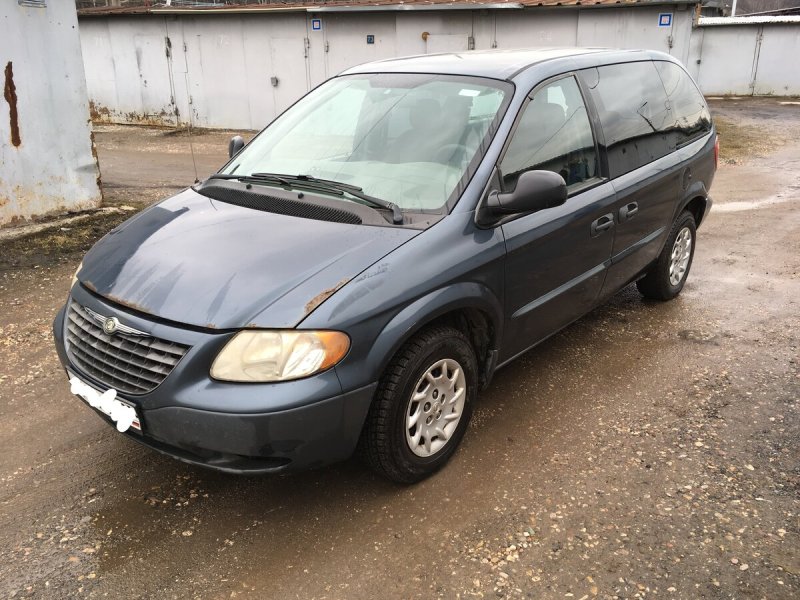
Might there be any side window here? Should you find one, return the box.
[654,61,712,148]
[499,76,598,192]
[583,61,671,178]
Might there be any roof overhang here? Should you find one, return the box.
[307,3,525,13]
[698,15,800,26]
[78,1,698,18]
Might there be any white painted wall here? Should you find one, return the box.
[78,6,698,130]
[1,2,101,226]
[77,7,800,130]
[754,25,800,95]
[691,26,759,94]
[689,23,800,95]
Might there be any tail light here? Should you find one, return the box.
[714,134,719,170]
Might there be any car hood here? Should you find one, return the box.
[78,189,419,329]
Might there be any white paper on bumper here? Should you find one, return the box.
[69,376,136,432]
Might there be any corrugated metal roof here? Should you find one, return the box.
[78,0,697,17]
[699,15,800,24]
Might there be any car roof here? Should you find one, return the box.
[341,47,673,81]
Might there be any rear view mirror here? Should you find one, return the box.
[228,135,245,159]
[477,170,567,227]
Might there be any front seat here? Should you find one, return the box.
[387,99,443,163]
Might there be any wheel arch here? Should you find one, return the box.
[677,182,710,228]
[368,283,504,391]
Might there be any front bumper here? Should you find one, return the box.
[53,287,376,474]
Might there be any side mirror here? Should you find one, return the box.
[477,170,567,227]
[228,135,245,159]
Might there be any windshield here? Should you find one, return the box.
[222,73,510,212]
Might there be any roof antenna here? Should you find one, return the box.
[186,117,200,184]
[183,73,200,184]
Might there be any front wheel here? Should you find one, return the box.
[360,326,477,483]
[637,210,697,301]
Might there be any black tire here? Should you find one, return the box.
[359,326,478,484]
[637,210,697,301]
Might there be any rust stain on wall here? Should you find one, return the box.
[88,100,176,127]
[3,61,21,147]
[88,100,110,122]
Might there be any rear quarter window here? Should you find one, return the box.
[581,62,672,178]
[654,61,712,148]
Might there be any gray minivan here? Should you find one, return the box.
[54,48,716,482]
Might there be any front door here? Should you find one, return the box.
[578,61,680,294]
[498,75,616,362]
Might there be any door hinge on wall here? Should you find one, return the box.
[304,37,310,58]
[668,35,674,49]
[165,36,172,59]
[468,35,475,50]
[325,41,330,53]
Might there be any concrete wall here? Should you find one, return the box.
[78,5,695,130]
[689,23,800,95]
[1,2,101,226]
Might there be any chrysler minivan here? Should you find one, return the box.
[54,48,716,482]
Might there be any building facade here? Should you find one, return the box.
[76,1,800,130]
[1,1,101,226]
[78,1,699,130]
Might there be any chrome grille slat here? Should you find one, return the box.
[67,313,179,371]
[65,327,166,384]
[68,346,153,394]
[67,309,184,365]
[66,300,189,395]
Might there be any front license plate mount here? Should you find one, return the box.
[67,371,141,432]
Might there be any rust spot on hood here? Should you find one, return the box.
[304,278,350,316]
[4,62,21,147]
[105,292,155,317]
[83,282,153,317]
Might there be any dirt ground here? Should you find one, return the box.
[0,98,798,599]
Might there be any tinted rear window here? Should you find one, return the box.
[654,60,712,148]
[581,61,672,178]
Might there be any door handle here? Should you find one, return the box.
[591,213,614,237]
[619,202,639,221]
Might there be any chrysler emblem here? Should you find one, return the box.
[83,305,147,337]
[103,317,120,335]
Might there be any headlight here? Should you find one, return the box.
[210,330,350,382]
[71,262,82,289]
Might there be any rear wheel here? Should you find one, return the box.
[637,210,697,301]
[360,326,477,483]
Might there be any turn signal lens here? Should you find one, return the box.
[210,330,350,382]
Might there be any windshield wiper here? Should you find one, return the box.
[207,172,293,187]
[253,173,404,225]
[207,172,403,225]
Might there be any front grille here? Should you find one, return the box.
[65,300,189,395]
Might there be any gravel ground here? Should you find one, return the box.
[0,97,798,599]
